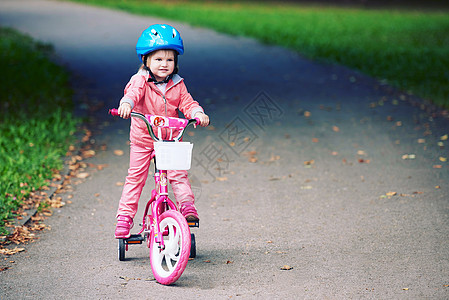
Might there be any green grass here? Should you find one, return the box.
[70,0,449,108]
[0,27,79,235]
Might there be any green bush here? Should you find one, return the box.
[0,27,79,235]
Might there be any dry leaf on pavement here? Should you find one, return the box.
[114,150,124,156]
[0,247,25,255]
[82,149,96,158]
[76,172,89,179]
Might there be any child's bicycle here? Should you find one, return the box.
[109,108,199,285]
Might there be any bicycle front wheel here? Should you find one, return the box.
[150,210,191,285]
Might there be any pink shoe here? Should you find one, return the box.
[179,203,199,222]
[115,215,133,239]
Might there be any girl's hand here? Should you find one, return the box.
[118,102,132,119]
[194,112,210,127]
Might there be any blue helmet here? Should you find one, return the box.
[136,24,184,61]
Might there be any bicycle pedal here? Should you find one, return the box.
[125,234,144,244]
[187,220,199,228]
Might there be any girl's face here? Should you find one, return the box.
[146,50,176,82]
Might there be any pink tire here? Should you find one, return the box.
[150,210,191,285]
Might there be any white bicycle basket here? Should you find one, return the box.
[154,141,193,170]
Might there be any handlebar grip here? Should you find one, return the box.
[109,108,119,116]
[194,117,201,126]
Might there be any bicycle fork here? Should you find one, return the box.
[148,171,177,250]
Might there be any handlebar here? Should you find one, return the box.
[109,108,200,142]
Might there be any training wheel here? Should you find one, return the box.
[190,233,196,258]
[118,239,126,261]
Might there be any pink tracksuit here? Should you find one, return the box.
[116,70,204,218]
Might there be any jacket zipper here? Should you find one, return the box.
[162,95,167,117]
[151,74,182,117]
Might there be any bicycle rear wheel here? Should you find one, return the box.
[149,210,191,285]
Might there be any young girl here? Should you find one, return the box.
[115,24,209,239]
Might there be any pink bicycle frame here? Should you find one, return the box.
[109,109,199,249]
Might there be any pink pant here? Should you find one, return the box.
[116,143,195,218]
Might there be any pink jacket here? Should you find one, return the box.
[120,70,204,148]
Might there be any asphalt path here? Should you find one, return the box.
[1,0,449,299]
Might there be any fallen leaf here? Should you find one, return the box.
[441,134,448,141]
[417,139,426,144]
[433,165,442,169]
[76,172,89,179]
[439,157,447,162]
[281,265,293,270]
[386,192,397,197]
[216,177,228,182]
[304,160,315,165]
[312,138,319,143]
[82,149,96,158]
[304,111,311,117]
[116,181,124,186]
[249,156,258,163]
[119,276,134,282]
[226,260,233,264]
[113,150,124,156]
[332,126,340,132]
[0,247,25,255]
[96,164,108,170]
[402,154,416,160]
[357,150,367,156]
[269,154,281,162]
